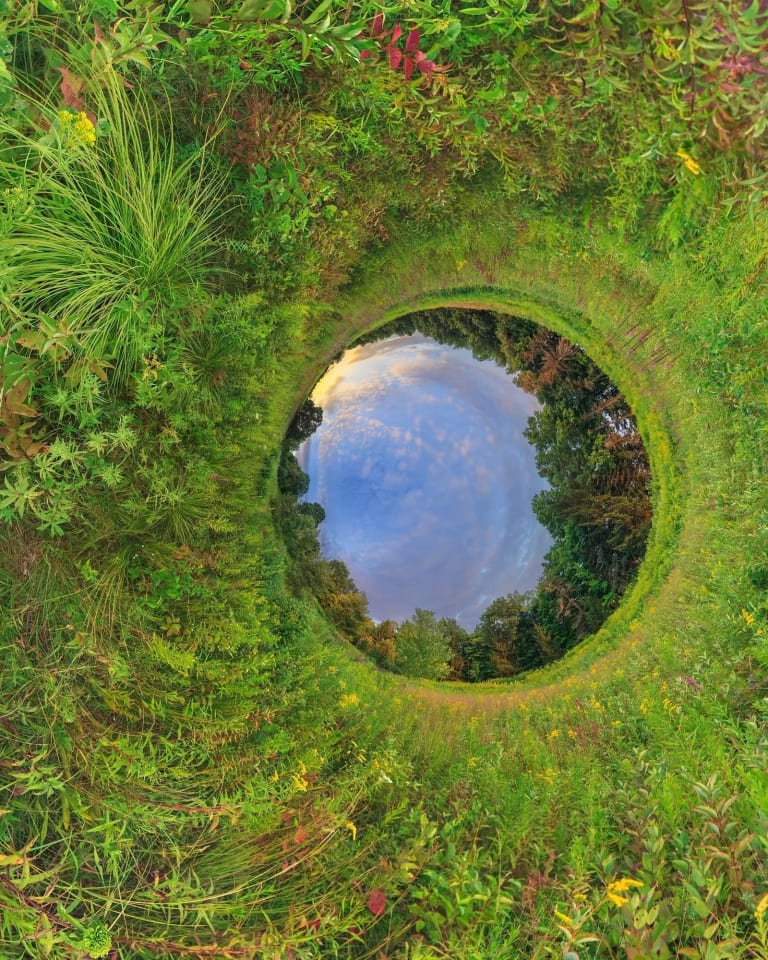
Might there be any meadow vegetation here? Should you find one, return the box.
[1,2,767,958]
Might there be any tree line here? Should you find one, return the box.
[276,308,651,681]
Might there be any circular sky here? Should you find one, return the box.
[296,334,552,630]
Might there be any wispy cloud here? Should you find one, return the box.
[298,334,552,629]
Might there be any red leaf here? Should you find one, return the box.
[22,440,49,457]
[388,45,402,69]
[360,48,374,60]
[405,28,419,53]
[293,825,308,844]
[239,59,252,69]
[367,889,386,917]
[417,58,434,75]
[391,23,403,43]
[94,21,106,43]
[3,381,37,418]
[403,55,415,80]
[57,66,85,111]
[370,13,384,36]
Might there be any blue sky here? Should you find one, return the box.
[297,334,552,630]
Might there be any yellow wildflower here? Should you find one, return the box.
[608,878,644,893]
[292,774,309,792]
[756,892,768,919]
[676,149,701,175]
[554,909,574,926]
[58,109,96,148]
[663,697,681,716]
[343,820,357,840]
[339,693,360,709]
[607,891,629,907]
[742,608,756,627]
[606,878,643,906]
[548,729,560,739]
[74,112,96,145]
[573,892,587,903]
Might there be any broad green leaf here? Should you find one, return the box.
[303,0,333,25]
[331,22,364,41]
[188,0,212,23]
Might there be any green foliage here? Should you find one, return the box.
[1,6,768,960]
[393,608,451,680]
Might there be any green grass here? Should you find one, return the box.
[0,78,224,386]
[1,46,768,960]
[246,189,768,956]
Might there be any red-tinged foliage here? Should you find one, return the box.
[362,16,450,83]
[293,825,307,844]
[367,889,386,917]
[57,66,85,111]
[56,66,99,122]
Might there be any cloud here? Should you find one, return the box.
[298,333,553,629]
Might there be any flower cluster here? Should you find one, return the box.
[58,109,96,148]
[605,877,643,907]
[676,148,701,175]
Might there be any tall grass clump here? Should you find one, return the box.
[0,73,225,385]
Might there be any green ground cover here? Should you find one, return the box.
[1,3,767,958]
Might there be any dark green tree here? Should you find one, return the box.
[285,397,323,448]
[475,593,543,679]
[316,559,369,638]
[439,617,473,681]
